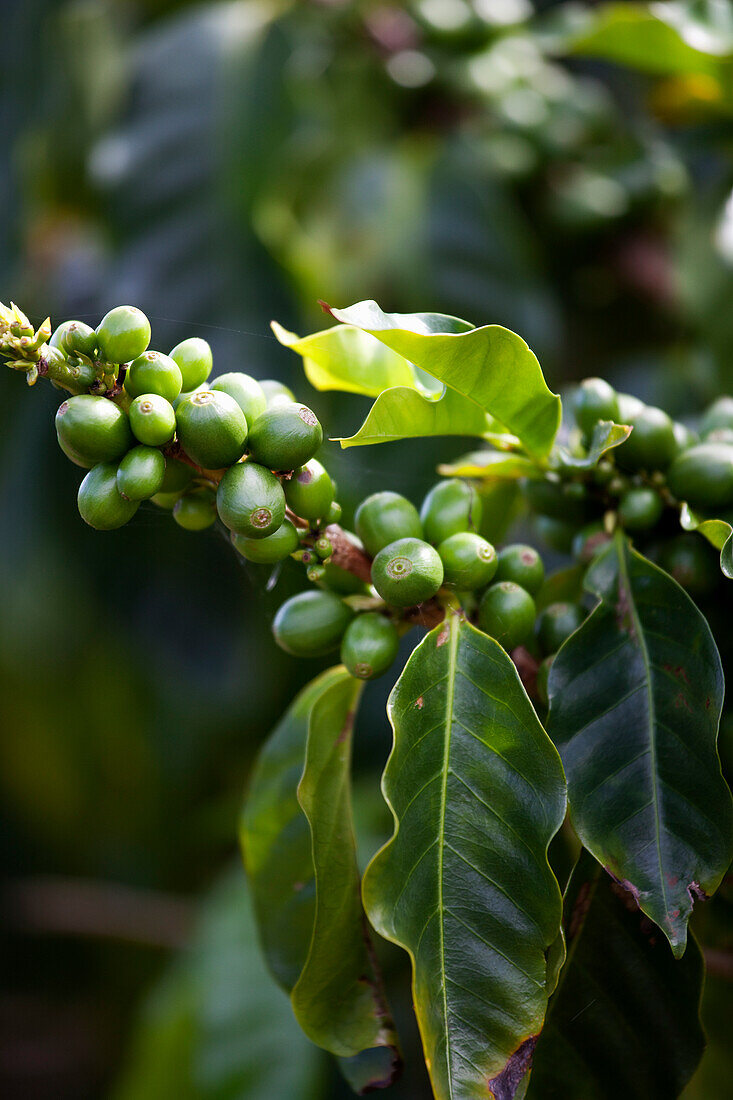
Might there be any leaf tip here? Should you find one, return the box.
[318,299,334,316]
[488,1035,538,1099]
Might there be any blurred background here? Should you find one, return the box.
[1,1,733,1097]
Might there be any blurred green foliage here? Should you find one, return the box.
[1,1,733,1097]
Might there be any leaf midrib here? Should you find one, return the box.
[437,614,458,1098]
[615,536,669,922]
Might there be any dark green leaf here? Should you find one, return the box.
[528,850,705,1099]
[363,614,566,1100]
[547,532,733,956]
[241,669,400,1087]
[325,300,561,457]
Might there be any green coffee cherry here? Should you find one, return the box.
[618,487,663,531]
[572,522,611,564]
[56,395,133,466]
[232,518,300,564]
[307,564,326,583]
[574,377,620,435]
[96,306,151,364]
[536,602,585,655]
[523,478,590,523]
[284,459,333,522]
[420,480,482,545]
[216,461,285,538]
[341,613,399,680]
[173,491,217,531]
[160,457,194,493]
[173,384,208,411]
[616,405,677,471]
[659,535,718,596]
[616,392,645,422]
[704,428,733,446]
[314,536,332,560]
[116,446,166,501]
[125,350,183,403]
[247,403,323,471]
[53,354,97,397]
[700,396,733,438]
[495,543,544,595]
[176,389,248,469]
[78,462,140,530]
[666,442,733,509]
[438,532,498,589]
[371,537,444,608]
[49,320,76,353]
[355,491,423,557]
[169,337,213,391]
[273,590,354,656]
[536,655,553,708]
[129,393,176,446]
[151,490,185,510]
[212,372,267,424]
[260,379,295,407]
[326,501,342,525]
[51,320,97,357]
[478,582,536,651]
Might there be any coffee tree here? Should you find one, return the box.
[3,296,732,1099]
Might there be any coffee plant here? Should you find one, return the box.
[4,295,733,1099]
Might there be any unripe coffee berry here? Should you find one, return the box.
[341,613,399,680]
[216,461,285,538]
[232,519,300,564]
[169,337,213,391]
[117,445,166,500]
[176,389,248,469]
[212,372,267,424]
[420,480,482,545]
[247,403,323,470]
[284,459,333,522]
[173,491,217,531]
[56,395,133,466]
[495,543,544,595]
[355,491,422,557]
[273,590,354,656]
[371,537,444,608]
[78,462,139,530]
[96,305,151,364]
[129,393,176,446]
[536,602,585,655]
[125,350,183,403]
[478,582,536,651]
[438,532,498,589]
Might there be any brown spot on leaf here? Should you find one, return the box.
[414,697,424,709]
[568,881,591,940]
[688,881,708,903]
[337,708,356,744]
[436,624,450,648]
[705,696,712,709]
[666,874,679,887]
[488,1036,537,1099]
[674,692,692,712]
[615,577,635,638]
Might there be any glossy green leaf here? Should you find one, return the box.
[363,614,566,1100]
[528,850,705,1099]
[271,320,416,397]
[679,503,733,579]
[325,300,561,457]
[336,385,493,448]
[241,669,400,1088]
[547,531,733,957]
[438,449,543,480]
[565,2,733,75]
[555,420,632,470]
[112,871,325,1100]
[292,673,397,1060]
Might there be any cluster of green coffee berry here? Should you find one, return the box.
[522,376,733,596]
[271,478,584,688]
